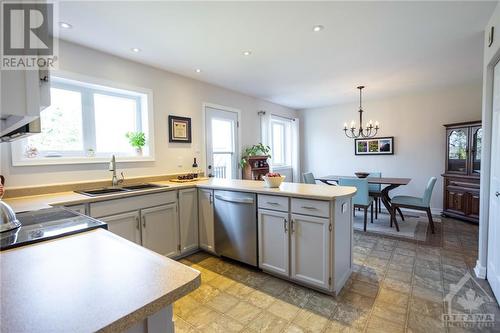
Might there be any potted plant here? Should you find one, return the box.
[126,131,146,156]
[239,143,271,168]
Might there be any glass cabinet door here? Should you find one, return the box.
[447,128,468,174]
[471,126,482,175]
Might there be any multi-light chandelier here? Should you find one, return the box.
[343,86,379,139]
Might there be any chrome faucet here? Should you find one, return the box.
[109,155,124,187]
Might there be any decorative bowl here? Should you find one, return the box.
[355,172,370,179]
[262,175,286,188]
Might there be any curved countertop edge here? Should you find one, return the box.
[0,229,202,333]
[4,179,357,213]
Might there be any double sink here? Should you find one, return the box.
[76,183,168,197]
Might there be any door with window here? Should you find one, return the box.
[487,60,500,302]
[270,115,293,181]
[205,107,239,179]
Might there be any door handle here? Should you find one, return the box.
[136,216,140,230]
[301,206,317,210]
[142,216,146,228]
[496,191,500,198]
[291,219,295,233]
[283,218,288,233]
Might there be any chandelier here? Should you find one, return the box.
[343,86,379,139]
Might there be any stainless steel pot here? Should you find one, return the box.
[0,200,21,233]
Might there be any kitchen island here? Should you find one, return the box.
[0,229,200,333]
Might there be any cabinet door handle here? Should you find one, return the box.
[142,216,146,228]
[291,219,295,233]
[496,191,500,198]
[283,218,288,233]
[301,206,316,210]
[135,216,140,230]
[267,202,279,205]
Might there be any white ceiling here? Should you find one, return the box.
[58,1,496,109]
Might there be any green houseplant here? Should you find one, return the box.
[239,143,271,168]
[126,131,146,156]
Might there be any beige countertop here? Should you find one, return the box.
[0,229,201,333]
[4,178,356,213]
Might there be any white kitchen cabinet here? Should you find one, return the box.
[64,204,87,215]
[179,188,199,254]
[258,209,289,277]
[142,203,179,257]
[100,211,141,245]
[290,213,330,290]
[198,189,215,253]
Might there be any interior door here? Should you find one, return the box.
[488,61,500,302]
[205,106,239,179]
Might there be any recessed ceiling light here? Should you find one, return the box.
[59,22,72,29]
[131,47,141,53]
[242,50,252,56]
[195,68,202,73]
[312,25,324,32]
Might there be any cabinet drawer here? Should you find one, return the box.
[90,191,177,218]
[258,195,289,212]
[291,198,330,218]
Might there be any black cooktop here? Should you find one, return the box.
[1,207,107,250]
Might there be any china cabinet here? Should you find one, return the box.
[442,121,481,223]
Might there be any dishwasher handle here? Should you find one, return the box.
[214,194,255,204]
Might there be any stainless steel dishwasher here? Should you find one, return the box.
[214,190,258,266]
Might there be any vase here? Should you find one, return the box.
[136,147,143,156]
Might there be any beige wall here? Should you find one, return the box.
[299,83,483,210]
[0,40,297,188]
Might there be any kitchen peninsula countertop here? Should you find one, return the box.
[4,178,356,213]
[0,229,201,332]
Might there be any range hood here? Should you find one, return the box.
[0,118,41,142]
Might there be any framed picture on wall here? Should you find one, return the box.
[355,136,394,155]
[168,115,192,143]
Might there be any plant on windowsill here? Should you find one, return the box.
[126,131,146,156]
[239,143,271,168]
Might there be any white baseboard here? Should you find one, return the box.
[474,261,487,279]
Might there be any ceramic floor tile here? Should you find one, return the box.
[246,311,289,333]
[183,304,220,330]
[207,274,237,291]
[278,285,312,307]
[267,299,302,321]
[199,314,245,333]
[303,291,338,318]
[226,282,257,299]
[190,283,221,304]
[366,314,405,333]
[247,289,277,309]
[226,300,262,325]
[174,295,200,319]
[292,308,329,332]
[370,299,407,326]
[205,292,240,313]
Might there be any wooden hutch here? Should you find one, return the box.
[242,156,269,180]
[442,120,481,223]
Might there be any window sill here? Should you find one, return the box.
[12,155,155,167]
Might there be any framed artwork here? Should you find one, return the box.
[355,136,394,155]
[168,115,192,143]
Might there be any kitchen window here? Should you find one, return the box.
[11,74,154,165]
[270,116,292,167]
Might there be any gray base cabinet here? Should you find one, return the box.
[142,204,179,257]
[258,209,289,277]
[179,189,199,254]
[198,189,215,253]
[100,211,141,245]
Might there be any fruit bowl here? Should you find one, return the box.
[355,172,370,179]
[262,174,286,188]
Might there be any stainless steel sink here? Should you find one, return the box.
[76,184,168,197]
[122,183,166,191]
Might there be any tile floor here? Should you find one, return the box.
[173,218,500,332]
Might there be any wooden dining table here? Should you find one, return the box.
[316,175,411,220]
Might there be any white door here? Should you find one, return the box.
[205,106,239,179]
[290,214,330,290]
[142,203,179,257]
[258,209,290,277]
[487,61,500,301]
[100,211,141,245]
[198,189,215,253]
[179,188,199,254]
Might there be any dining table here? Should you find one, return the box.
[316,175,411,221]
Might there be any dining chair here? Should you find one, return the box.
[368,172,382,219]
[338,178,374,231]
[303,172,316,184]
[390,177,437,233]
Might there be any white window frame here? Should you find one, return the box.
[11,71,155,166]
[270,115,292,168]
